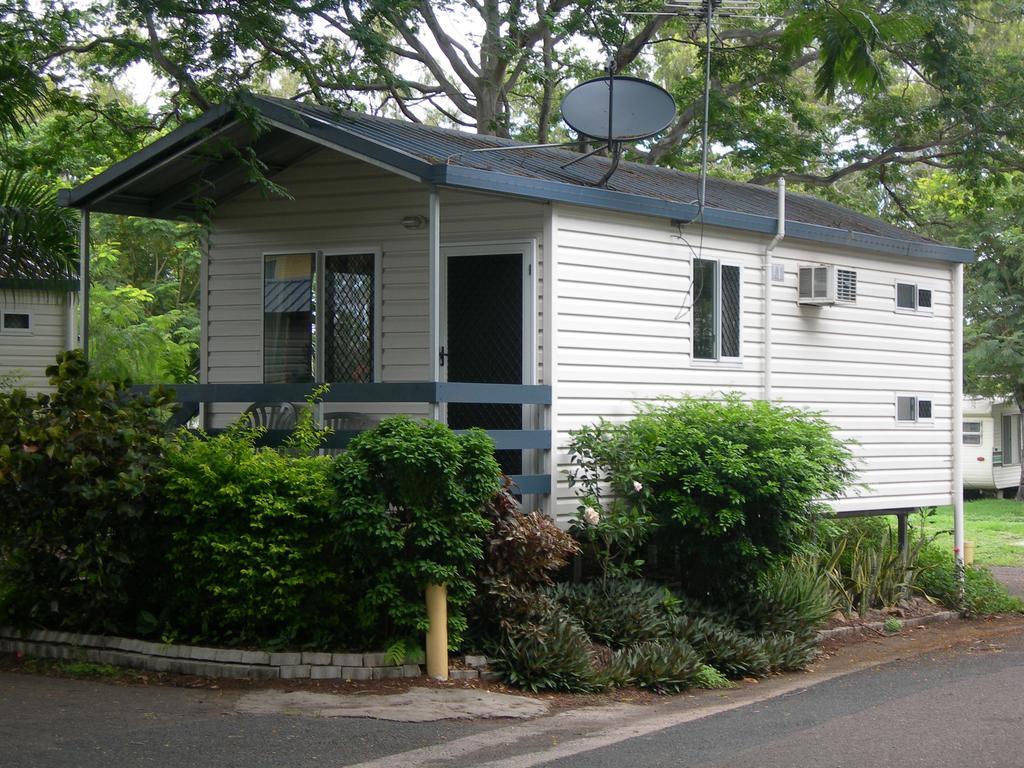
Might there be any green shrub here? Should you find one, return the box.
[0,351,173,632]
[672,615,772,677]
[491,611,599,692]
[916,544,1024,615]
[821,519,929,615]
[757,630,820,672]
[693,663,732,689]
[569,396,854,600]
[604,638,704,692]
[548,579,671,648]
[744,558,837,634]
[332,416,500,648]
[158,425,339,646]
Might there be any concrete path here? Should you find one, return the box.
[989,565,1024,599]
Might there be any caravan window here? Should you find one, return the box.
[693,258,741,361]
[962,421,982,446]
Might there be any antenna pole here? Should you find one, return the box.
[606,55,616,153]
[698,0,713,216]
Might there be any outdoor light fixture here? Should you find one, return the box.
[401,215,428,229]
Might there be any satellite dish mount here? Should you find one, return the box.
[560,61,676,187]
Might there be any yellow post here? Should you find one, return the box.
[425,583,448,680]
[964,540,975,567]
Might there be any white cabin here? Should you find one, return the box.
[0,279,77,394]
[60,95,974,521]
[963,397,1021,495]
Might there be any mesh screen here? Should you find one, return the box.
[692,258,717,359]
[324,253,375,383]
[720,264,740,357]
[446,253,523,475]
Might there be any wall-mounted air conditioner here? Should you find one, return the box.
[798,265,857,306]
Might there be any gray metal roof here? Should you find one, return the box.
[58,94,975,263]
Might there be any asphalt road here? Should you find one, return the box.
[3,627,1024,768]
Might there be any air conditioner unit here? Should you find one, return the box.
[797,265,857,306]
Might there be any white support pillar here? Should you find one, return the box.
[79,209,90,358]
[952,261,965,568]
[428,189,441,421]
[763,177,785,401]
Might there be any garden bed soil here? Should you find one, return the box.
[822,596,946,630]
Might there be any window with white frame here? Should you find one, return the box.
[1001,413,1020,465]
[263,251,378,384]
[895,281,933,312]
[896,394,933,423]
[1,312,31,332]
[693,258,742,361]
[962,421,982,446]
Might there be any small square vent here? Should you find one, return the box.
[836,269,857,303]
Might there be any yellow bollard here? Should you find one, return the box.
[964,540,975,567]
[425,583,448,680]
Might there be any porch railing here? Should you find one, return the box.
[130,381,552,495]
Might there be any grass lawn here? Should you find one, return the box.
[917,498,1024,568]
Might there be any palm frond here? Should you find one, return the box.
[0,171,78,281]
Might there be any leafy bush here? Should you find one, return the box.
[548,579,671,648]
[821,518,929,615]
[569,396,855,600]
[491,611,599,692]
[0,351,173,632]
[672,615,772,677]
[604,639,704,692]
[473,482,578,634]
[332,416,500,648]
[916,544,1024,615]
[158,425,340,646]
[744,558,837,634]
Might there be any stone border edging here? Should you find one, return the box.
[817,610,960,641]
[0,627,495,681]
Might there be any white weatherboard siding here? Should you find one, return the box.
[0,291,71,393]
[550,203,957,521]
[203,148,545,427]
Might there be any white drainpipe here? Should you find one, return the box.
[763,178,785,401]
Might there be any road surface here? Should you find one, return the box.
[3,619,1023,768]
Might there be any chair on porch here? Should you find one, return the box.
[321,410,376,453]
[244,401,298,431]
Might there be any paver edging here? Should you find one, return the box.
[0,627,491,681]
[817,610,961,641]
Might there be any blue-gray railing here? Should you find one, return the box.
[130,381,552,495]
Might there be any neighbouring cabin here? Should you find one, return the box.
[963,397,1022,496]
[0,280,77,394]
[59,95,974,522]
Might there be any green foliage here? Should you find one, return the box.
[158,424,340,646]
[916,544,1024,616]
[0,170,77,281]
[331,416,500,648]
[89,284,198,383]
[473,482,578,633]
[569,497,654,584]
[0,351,172,632]
[883,617,903,634]
[821,518,930,615]
[693,663,732,690]
[491,611,599,693]
[746,558,838,634]
[569,396,855,600]
[604,639,704,693]
[671,614,772,678]
[547,580,671,649]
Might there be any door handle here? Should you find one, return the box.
[439,345,448,367]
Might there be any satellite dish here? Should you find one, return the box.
[561,76,676,142]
